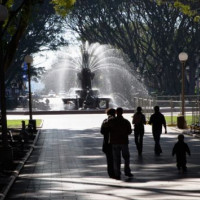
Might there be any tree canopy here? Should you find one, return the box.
[51,0,76,16]
[64,0,200,95]
[1,0,200,96]
[159,0,200,21]
[1,0,75,73]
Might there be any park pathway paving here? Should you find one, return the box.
[5,114,200,200]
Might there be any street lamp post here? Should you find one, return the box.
[179,52,188,116]
[177,52,188,129]
[24,55,33,121]
[0,4,9,147]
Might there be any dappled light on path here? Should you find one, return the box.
[6,114,200,200]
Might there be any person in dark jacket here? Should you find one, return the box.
[132,106,146,155]
[172,134,191,172]
[149,106,167,155]
[100,108,115,178]
[108,107,133,179]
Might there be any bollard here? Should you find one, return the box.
[177,116,187,129]
[22,120,26,131]
[29,119,37,132]
[21,120,29,142]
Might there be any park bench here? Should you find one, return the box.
[0,116,15,144]
[0,116,24,149]
[0,117,35,146]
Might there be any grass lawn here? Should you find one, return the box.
[165,115,194,126]
[7,119,42,129]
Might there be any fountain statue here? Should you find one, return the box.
[62,44,111,109]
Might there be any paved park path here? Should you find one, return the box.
[5,114,200,200]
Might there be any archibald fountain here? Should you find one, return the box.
[62,44,111,109]
[43,42,149,110]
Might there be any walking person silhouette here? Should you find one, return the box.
[108,107,133,179]
[172,134,191,173]
[132,107,146,155]
[149,106,167,155]
[100,108,115,178]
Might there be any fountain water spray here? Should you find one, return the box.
[43,42,149,109]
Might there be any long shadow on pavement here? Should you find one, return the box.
[5,128,200,200]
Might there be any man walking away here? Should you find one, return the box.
[109,107,133,179]
[132,107,146,155]
[149,106,167,155]
[100,108,115,178]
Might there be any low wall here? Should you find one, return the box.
[7,110,135,115]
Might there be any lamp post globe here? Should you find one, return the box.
[25,55,33,64]
[179,52,188,62]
